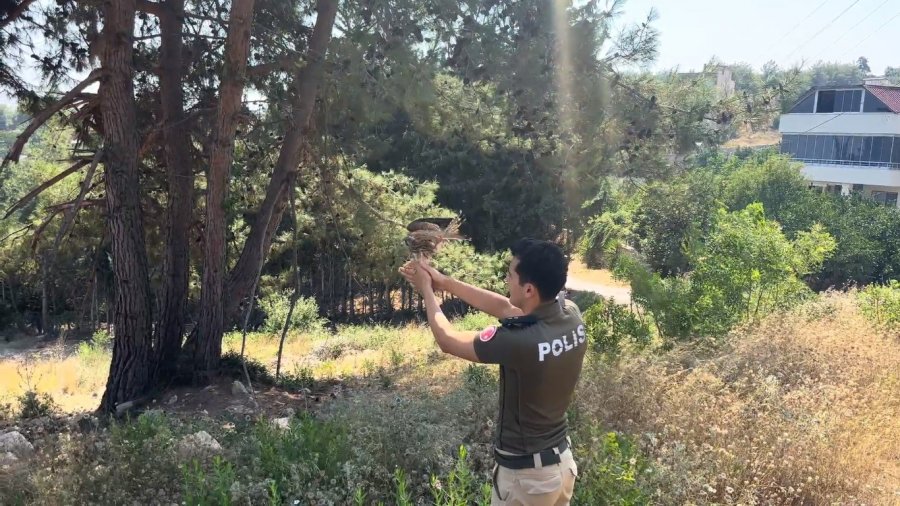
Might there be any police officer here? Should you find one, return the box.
[400,238,585,505]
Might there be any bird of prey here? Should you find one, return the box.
[404,217,466,260]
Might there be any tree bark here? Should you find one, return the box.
[156,0,194,380]
[190,0,256,380]
[223,0,338,322]
[98,0,155,414]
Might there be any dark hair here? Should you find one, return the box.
[510,238,568,302]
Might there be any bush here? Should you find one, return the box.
[219,351,274,385]
[17,390,56,419]
[857,280,900,328]
[578,210,632,269]
[572,430,652,505]
[76,329,112,366]
[582,298,652,358]
[258,291,325,334]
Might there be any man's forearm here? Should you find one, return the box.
[443,277,522,319]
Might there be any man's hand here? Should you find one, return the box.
[418,261,450,291]
[399,260,433,294]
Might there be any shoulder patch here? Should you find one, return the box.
[479,326,498,342]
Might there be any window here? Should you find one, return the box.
[852,184,864,194]
[863,91,892,112]
[816,90,836,113]
[790,94,816,113]
[815,89,862,113]
[872,191,899,207]
[828,185,843,195]
[782,134,899,166]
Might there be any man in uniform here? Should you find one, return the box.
[399,238,586,505]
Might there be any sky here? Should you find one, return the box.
[2,0,899,107]
[615,0,900,74]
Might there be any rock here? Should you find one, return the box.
[115,401,136,417]
[177,431,222,459]
[0,431,34,458]
[225,404,255,416]
[231,380,249,396]
[0,452,18,467]
[272,417,291,430]
[166,395,178,406]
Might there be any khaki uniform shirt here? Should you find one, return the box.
[473,298,586,455]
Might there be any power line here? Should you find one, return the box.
[811,0,892,62]
[783,0,863,61]
[763,0,832,55]
[840,8,900,58]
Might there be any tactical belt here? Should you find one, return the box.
[493,438,569,470]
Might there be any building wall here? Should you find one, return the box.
[779,113,900,136]
[801,163,900,187]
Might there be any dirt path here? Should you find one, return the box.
[566,258,632,304]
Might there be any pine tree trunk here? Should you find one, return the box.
[223,0,338,323]
[156,0,193,379]
[190,0,256,380]
[98,0,155,414]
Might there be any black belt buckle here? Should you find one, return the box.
[494,439,569,469]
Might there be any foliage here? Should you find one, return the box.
[582,298,652,359]
[76,329,112,366]
[688,204,835,336]
[631,171,720,276]
[578,210,632,269]
[181,457,236,506]
[857,281,900,329]
[429,446,492,506]
[219,351,274,385]
[257,291,324,334]
[619,203,835,341]
[430,242,508,295]
[573,430,652,506]
[17,390,57,419]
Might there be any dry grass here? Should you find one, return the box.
[577,293,900,504]
[0,350,107,413]
[2,295,897,504]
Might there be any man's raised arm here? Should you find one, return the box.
[420,263,523,319]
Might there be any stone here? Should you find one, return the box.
[177,431,222,459]
[272,417,291,430]
[166,395,178,406]
[231,380,249,396]
[225,404,255,416]
[0,431,34,458]
[0,452,18,466]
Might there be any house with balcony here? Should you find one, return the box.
[778,77,900,208]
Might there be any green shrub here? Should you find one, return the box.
[258,291,325,334]
[462,363,497,392]
[567,290,603,313]
[579,210,632,269]
[857,281,900,328]
[429,446,492,506]
[219,351,274,385]
[573,430,652,505]
[279,364,315,391]
[76,329,112,366]
[453,311,496,332]
[247,415,350,497]
[582,298,652,359]
[17,390,56,419]
[181,456,236,506]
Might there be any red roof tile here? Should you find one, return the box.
[864,85,900,113]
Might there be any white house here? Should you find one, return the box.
[778,77,900,209]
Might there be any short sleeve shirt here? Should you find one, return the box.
[473,298,587,454]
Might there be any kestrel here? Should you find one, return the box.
[404,217,466,260]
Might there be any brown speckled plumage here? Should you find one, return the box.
[405,217,466,259]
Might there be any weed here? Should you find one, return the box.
[17,390,56,419]
[279,364,315,391]
[219,351,273,385]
